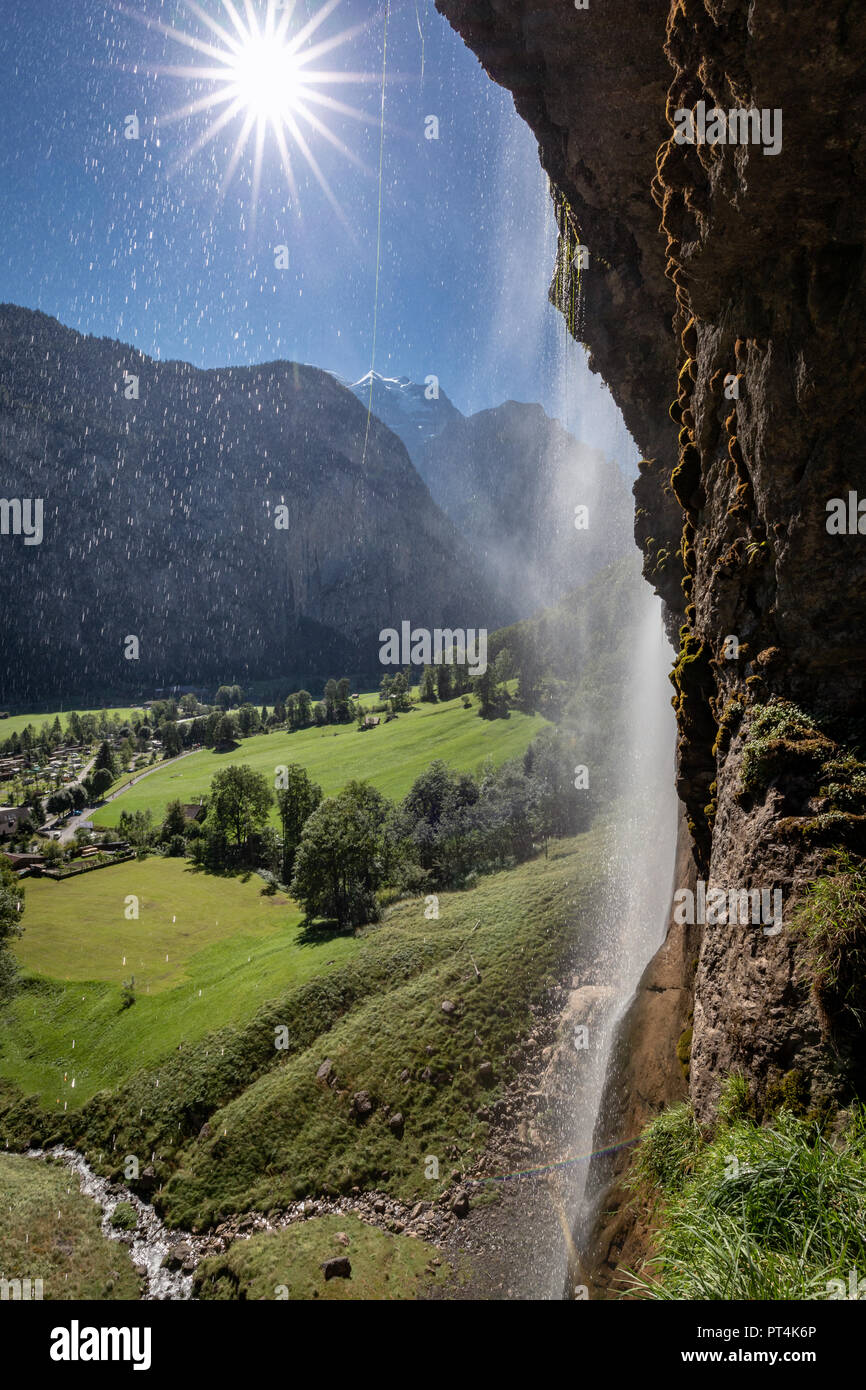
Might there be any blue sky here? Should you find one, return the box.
[0,0,635,461]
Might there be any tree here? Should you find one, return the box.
[215,713,237,747]
[335,678,353,723]
[420,666,438,702]
[517,630,543,709]
[209,765,273,859]
[161,799,187,841]
[90,767,113,800]
[118,809,155,850]
[94,740,117,778]
[215,685,234,711]
[291,781,395,929]
[180,693,198,715]
[276,765,322,883]
[237,703,259,737]
[0,858,24,949]
[323,678,338,722]
[296,690,313,726]
[46,788,73,816]
[436,664,453,702]
[390,672,409,712]
[160,721,182,758]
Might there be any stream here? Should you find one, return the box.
[28,1146,197,1300]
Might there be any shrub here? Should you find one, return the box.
[110,1201,138,1232]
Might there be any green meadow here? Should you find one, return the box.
[0,830,606,1227]
[0,859,357,1106]
[0,1153,141,1300]
[91,696,548,828]
[0,706,142,740]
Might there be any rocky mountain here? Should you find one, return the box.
[415,399,634,610]
[341,370,635,611]
[0,305,508,705]
[340,370,463,454]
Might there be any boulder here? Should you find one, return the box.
[316,1058,334,1086]
[351,1090,374,1120]
[163,1241,196,1273]
[322,1256,351,1281]
[388,1112,404,1137]
[451,1190,470,1218]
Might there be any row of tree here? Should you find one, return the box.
[151,727,593,928]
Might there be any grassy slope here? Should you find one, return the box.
[0,1153,141,1299]
[194,1213,451,1300]
[0,830,605,1230]
[0,706,142,740]
[91,696,549,827]
[0,859,357,1105]
[149,832,603,1227]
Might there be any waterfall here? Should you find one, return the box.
[542,575,678,1300]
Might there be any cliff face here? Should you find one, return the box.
[0,305,506,702]
[437,0,866,1270]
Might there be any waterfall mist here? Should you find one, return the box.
[539,571,678,1301]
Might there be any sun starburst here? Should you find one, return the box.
[119,0,377,220]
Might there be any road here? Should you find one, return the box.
[55,749,202,844]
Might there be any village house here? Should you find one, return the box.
[0,806,33,839]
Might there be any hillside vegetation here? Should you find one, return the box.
[0,1152,141,1300]
[91,694,548,828]
[0,830,606,1229]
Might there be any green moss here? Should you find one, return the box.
[740,700,835,795]
[763,1069,811,1119]
[792,853,866,1038]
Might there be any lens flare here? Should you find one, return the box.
[118,0,376,218]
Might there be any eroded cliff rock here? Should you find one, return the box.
[438,0,866,1288]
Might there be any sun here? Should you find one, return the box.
[120,0,377,217]
[226,34,303,124]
